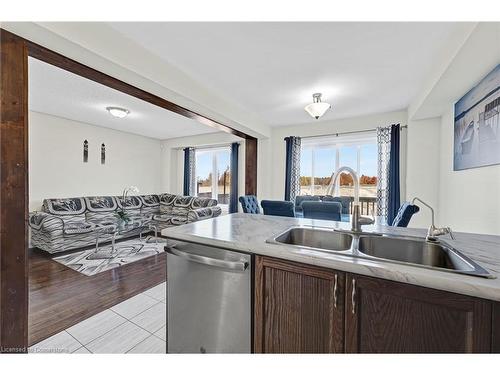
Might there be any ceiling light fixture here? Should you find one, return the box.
[304,93,331,120]
[106,106,130,118]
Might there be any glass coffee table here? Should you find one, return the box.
[90,219,159,259]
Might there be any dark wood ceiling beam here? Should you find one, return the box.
[26,41,254,140]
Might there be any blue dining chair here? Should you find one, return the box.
[260,200,295,217]
[321,195,351,215]
[302,201,342,221]
[294,195,321,215]
[239,195,261,214]
[391,202,420,227]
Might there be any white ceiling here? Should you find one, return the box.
[109,22,462,127]
[28,57,219,140]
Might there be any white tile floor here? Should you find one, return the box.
[29,282,167,354]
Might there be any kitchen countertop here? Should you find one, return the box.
[162,213,500,302]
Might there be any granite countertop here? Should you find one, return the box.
[162,213,500,302]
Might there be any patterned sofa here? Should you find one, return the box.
[29,193,221,254]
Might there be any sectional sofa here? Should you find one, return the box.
[29,193,221,254]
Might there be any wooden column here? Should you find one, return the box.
[245,137,257,195]
[0,29,29,352]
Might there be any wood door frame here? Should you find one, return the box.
[0,28,29,353]
[0,28,258,351]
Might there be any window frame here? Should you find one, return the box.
[300,132,377,196]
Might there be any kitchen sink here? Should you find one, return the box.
[357,235,490,276]
[267,226,492,278]
[272,227,353,252]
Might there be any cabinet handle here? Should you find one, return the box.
[351,278,356,315]
[333,274,338,309]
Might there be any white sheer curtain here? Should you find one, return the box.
[188,148,196,196]
[284,136,301,202]
[376,126,391,220]
[183,147,196,196]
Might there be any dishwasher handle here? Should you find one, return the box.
[166,246,249,271]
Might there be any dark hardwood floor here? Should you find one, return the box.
[28,246,166,346]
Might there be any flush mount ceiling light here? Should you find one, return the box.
[106,106,130,118]
[304,93,331,120]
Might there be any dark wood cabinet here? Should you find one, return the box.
[344,273,492,353]
[254,256,495,353]
[492,302,500,353]
[254,256,345,353]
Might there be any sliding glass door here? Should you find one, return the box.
[299,133,378,215]
[195,147,231,210]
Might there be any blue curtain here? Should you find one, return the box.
[284,136,301,201]
[387,124,400,225]
[229,142,239,213]
[183,147,193,196]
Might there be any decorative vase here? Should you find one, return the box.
[117,218,127,231]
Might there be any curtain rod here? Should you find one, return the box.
[173,142,240,151]
[298,124,408,140]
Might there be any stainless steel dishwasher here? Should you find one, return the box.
[166,241,252,353]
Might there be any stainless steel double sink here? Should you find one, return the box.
[267,226,492,278]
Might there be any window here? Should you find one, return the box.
[300,147,336,196]
[195,147,231,209]
[299,133,378,215]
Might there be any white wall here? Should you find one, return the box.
[410,23,499,120]
[256,137,272,200]
[437,108,500,234]
[406,23,500,235]
[267,111,408,200]
[406,112,500,235]
[29,112,252,213]
[405,117,441,228]
[160,132,246,210]
[406,109,500,235]
[29,111,161,211]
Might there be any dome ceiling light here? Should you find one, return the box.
[106,106,130,118]
[304,93,331,120]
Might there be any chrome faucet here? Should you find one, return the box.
[411,197,454,242]
[327,166,375,232]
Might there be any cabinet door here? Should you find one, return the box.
[254,256,344,353]
[492,302,500,353]
[345,274,492,353]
